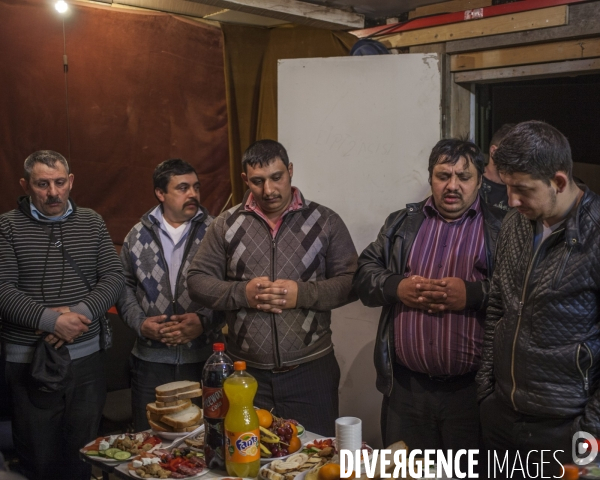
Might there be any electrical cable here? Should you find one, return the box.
[62,17,72,163]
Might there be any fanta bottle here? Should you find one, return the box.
[224,361,260,477]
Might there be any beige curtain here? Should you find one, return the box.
[222,24,357,205]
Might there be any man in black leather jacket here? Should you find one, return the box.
[476,121,600,469]
[354,139,505,451]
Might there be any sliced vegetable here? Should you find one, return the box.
[113,451,132,461]
[104,448,120,458]
[86,450,100,457]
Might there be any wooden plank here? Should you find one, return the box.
[454,57,600,83]
[446,1,600,53]
[451,37,600,71]
[353,0,583,39]
[187,0,364,29]
[378,5,568,49]
[408,0,492,20]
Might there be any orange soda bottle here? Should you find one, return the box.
[224,361,260,477]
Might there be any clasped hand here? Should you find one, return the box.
[246,276,298,314]
[36,306,91,349]
[397,275,466,313]
[141,313,203,347]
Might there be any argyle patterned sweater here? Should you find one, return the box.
[187,190,358,368]
[117,206,223,364]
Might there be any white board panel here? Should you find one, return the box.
[278,54,441,447]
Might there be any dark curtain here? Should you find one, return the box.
[222,24,357,205]
[0,0,230,244]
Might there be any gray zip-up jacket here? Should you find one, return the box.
[117,205,223,364]
[187,190,358,368]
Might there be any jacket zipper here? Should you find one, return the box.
[510,227,564,410]
[576,343,593,394]
[247,211,296,369]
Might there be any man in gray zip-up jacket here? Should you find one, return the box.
[117,159,223,430]
[187,140,357,436]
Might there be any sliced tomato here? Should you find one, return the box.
[143,436,161,446]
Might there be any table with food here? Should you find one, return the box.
[80,345,391,480]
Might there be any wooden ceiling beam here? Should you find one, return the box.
[187,0,364,29]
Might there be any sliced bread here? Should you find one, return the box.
[155,380,200,397]
[148,418,174,432]
[161,404,203,429]
[155,388,202,403]
[155,399,187,408]
[146,411,163,423]
[146,398,191,415]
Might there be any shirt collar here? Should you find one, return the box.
[30,199,73,221]
[424,194,481,222]
[148,204,202,230]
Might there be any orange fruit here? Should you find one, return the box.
[256,409,273,428]
[289,423,298,437]
[288,436,301,453]
[318,463,341,480]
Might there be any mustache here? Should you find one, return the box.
[443,192,462,199]
[184,199,199,208]
[263,195,281,200]
[45,196,62,204]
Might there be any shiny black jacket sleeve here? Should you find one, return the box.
[353,210,407,308]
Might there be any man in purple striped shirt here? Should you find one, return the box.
[354,139,506,453]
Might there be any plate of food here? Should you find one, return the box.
[257,410,305,464]
[81,432,162,464]
[128,448,208,479]
[302,438,373,465]
[260,452,332,480]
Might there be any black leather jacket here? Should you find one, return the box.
[353,196,505,396]
[477,187,600,435]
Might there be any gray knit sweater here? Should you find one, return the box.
[0,196,125,362]
[187,190,358,368]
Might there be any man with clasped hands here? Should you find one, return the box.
[354,138,505,453]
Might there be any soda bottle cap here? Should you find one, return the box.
[213,343,225,351]
[234,361,246,371]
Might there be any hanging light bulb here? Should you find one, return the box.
[55,0,68,13]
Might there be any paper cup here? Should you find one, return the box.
[335,416,362,453]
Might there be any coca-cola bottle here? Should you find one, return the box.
[202,342,234,470]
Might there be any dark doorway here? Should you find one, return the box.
[475,74,600,193]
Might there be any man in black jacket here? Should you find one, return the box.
[354,139,505,452]
[476,121,600,471]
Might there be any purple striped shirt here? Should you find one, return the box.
[394,195,487,376]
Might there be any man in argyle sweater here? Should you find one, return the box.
[117,159,223,431]
[187,140,357,436]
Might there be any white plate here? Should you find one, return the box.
[81,436,162,465]
[152,429,192,440]
[260,460,313,480]
[128,467,209,479]
[260,450,295,465]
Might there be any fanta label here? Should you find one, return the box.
[225,429,260,463]
[203,387,229,418]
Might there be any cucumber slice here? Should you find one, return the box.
[296,425,305,436]
[113,451,131,461]
[86,450,100,457]
[104,448,120,458]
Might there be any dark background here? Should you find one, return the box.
[0,0,231,244]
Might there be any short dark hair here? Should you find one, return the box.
[153,159,197,192]
[23,150,69,181]
[242,140,289,173]
[490,123,516,148]
[428,138,485,182]
[493,121,572,184]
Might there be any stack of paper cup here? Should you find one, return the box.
[335,416,362,453]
